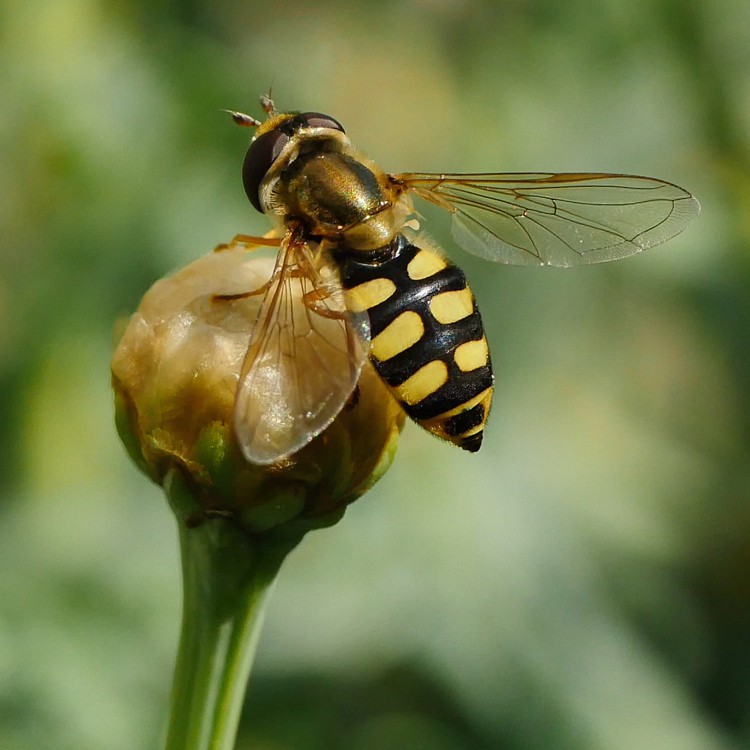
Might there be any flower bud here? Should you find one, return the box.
[112,242,404,538]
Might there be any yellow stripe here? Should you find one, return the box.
[344,277,397,313]
[461,424,484,438]
[395,360,448,405]
[406,249,447,280]
[371,311,425,361]
[453,338,489,372]
[419,386,494,441]
[428,387,494,421]
[429,288,474,324]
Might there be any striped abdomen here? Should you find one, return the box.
[335,234,493,452]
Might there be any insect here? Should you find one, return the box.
[222,95,699,465]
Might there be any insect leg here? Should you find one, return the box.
[213,234,283,252]
[299,288,349,320]
[211,274,278,303]
[213,224,300,303]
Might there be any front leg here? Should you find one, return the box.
[213,234,283,253]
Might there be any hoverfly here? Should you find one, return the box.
[222,95,699,465]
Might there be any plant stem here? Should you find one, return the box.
[162,470,295,750]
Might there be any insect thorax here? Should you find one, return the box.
[272,147,406,251]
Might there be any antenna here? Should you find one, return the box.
[222,109,261,128]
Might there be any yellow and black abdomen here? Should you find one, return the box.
[335,234,494,452]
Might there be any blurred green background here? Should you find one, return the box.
[1,0,749,748]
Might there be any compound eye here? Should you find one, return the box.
[299,112,346,133]
[242,128,290,212]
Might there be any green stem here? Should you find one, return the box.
[162,470,297,750]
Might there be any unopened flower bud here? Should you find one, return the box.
[112,242,404,539]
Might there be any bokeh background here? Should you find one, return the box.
[1,0,749,748]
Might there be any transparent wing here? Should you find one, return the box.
[394,172,700,267]
[234,232,370,465]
